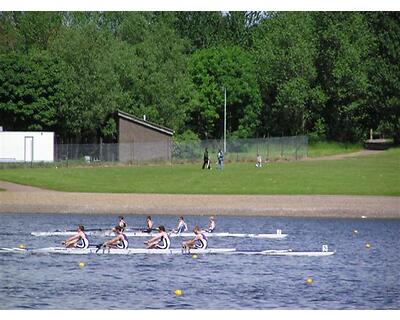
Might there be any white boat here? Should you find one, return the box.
[0,247,236,255]
[0,245,334,256]
[30,229,288,239]
[260,249,335,257]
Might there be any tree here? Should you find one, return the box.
[0,51,68,132]
[114,12,193,134]
[49,22,121,142]
[253,12,325,136]
[174,12,225,50]
[187,46,262,139]
[0,12,62,53]
[314,12,376,142]
[364,12,400,144]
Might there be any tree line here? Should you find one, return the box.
[0,12,399,144]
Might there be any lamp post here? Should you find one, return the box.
[223,86,226,154]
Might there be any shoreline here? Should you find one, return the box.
[0,181,399,218]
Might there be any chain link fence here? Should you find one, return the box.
[172,136,308,163]
[52,136,308,165]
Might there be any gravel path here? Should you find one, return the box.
[0,180,398,218]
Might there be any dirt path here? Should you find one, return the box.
[304,149,383,161]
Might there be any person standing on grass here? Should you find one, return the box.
[217,149,224,170]
[256,154,262,168]
[202,147,211,169]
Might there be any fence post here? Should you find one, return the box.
[66,144,69,168]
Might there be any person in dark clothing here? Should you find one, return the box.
[202,148,211,169]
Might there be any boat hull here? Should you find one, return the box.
[0,247,335,256]
[30,231,287,239]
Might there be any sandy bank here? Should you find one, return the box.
[0,181,398,218]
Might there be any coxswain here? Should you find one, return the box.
[102,226,129,249]
[182,225,208,249]
[143,216,154,233]
[206,216,216,233]
[144,225,171,249]
[63,225,89,249]
[173,216,188,234]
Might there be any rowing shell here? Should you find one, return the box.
[30,230,287,239]
[0,247,334,256]
[0,247,236,255]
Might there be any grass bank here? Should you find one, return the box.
[0,148,398,196]
[308,141,363,157]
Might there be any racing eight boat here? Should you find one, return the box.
[30,229,287,239]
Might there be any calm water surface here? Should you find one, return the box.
[0,214,399,309]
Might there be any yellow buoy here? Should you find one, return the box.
[192,254,198,259]
[306,278,313,284]
[19,245,26,249]
[365,243,371,249]
[79,262,85,268]
[174,289,182,296]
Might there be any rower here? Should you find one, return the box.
[118,216,127,231]
[205,216,216,233]
[173,216,188,234]
[112,216,127,233]
[102,226,129,249]
[62,225,89,249]
[143,216,154,233]
[144,225,171,249]
[182,225,208,249]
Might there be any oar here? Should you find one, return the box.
[58,228,109,232]
[128,227,158,232]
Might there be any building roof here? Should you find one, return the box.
[117,110,174,136]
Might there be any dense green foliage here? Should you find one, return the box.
[0,12,399,143]
[0,149,398,195]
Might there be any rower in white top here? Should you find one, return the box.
[102,226,129,249]
[205,216,216,233]
[172,216,188,234]
[144,225,171,249]
[182,225,208,249]
[62,225,89,249]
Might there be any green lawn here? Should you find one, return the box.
[0,148,398,196]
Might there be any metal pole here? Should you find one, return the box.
[224,87,226,153]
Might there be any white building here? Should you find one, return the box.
[0,131,54,162]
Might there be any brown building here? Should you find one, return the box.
[117,110,174,163]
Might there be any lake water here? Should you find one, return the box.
[0,214,399,309]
